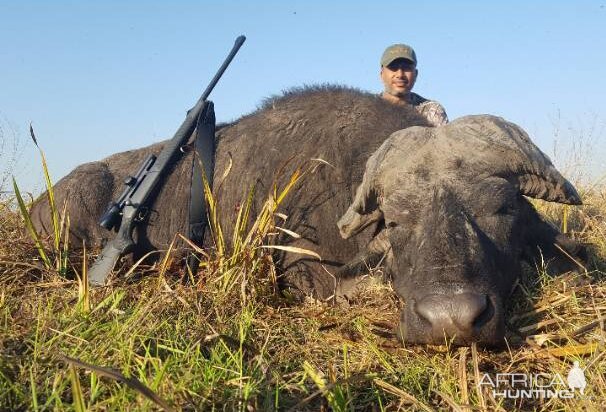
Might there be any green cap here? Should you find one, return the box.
[380,43,417,67]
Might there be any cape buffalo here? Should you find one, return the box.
[31,86,584,345]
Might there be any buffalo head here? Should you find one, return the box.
[338,115,582,346]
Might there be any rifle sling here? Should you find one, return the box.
[187,101,215,273]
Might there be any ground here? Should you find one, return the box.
[1,166,606,411]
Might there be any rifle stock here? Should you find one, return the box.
[89,203,138,285]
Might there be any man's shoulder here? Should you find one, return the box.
[410,93,448,126]
[410,92,443,109]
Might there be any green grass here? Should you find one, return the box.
[2,145,606,410]
[3,239,606,410]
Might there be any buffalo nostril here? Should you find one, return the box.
[415,293,491,338]
[453,293,489,331]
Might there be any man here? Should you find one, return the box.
[380,43,448,126]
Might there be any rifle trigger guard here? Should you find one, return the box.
[180,143,194,154]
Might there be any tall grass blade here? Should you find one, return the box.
[30,125,60,252]
[59,200,70,272]
[76,242,90,313]
[202,162,224,257]
[121,249,162,280]
[12,177,51,268]
[157,234,178,279]
[232,185,256,257]
[261,245,321,260]
[68,365,86,412]
[276,168,302,205]
[275,226,301,239]
[29,367,39,411]
[41,150,59,252]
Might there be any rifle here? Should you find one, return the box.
[88,35,246,286]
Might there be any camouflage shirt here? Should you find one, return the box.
[408,92,449,127]
[381,92,449,126]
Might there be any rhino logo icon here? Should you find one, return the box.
[567,361,587,395]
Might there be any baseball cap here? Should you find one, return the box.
[380,44,417,67]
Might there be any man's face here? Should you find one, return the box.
[380,58,418,97]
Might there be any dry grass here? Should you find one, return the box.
[2,168,606,410]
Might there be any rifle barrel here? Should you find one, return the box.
[199,35,246,103]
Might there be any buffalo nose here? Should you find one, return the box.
[415,293,491,340]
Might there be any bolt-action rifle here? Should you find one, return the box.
[88,35,246,286]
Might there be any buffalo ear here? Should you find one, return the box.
[336,228,393,279]
[338,133,394,239]
[337,208,383,239]
[521,200,587,274]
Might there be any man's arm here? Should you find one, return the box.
[420,100,449,126]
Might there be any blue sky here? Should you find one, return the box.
[1,1,605,193]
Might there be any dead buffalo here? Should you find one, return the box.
[31,86,584,345]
